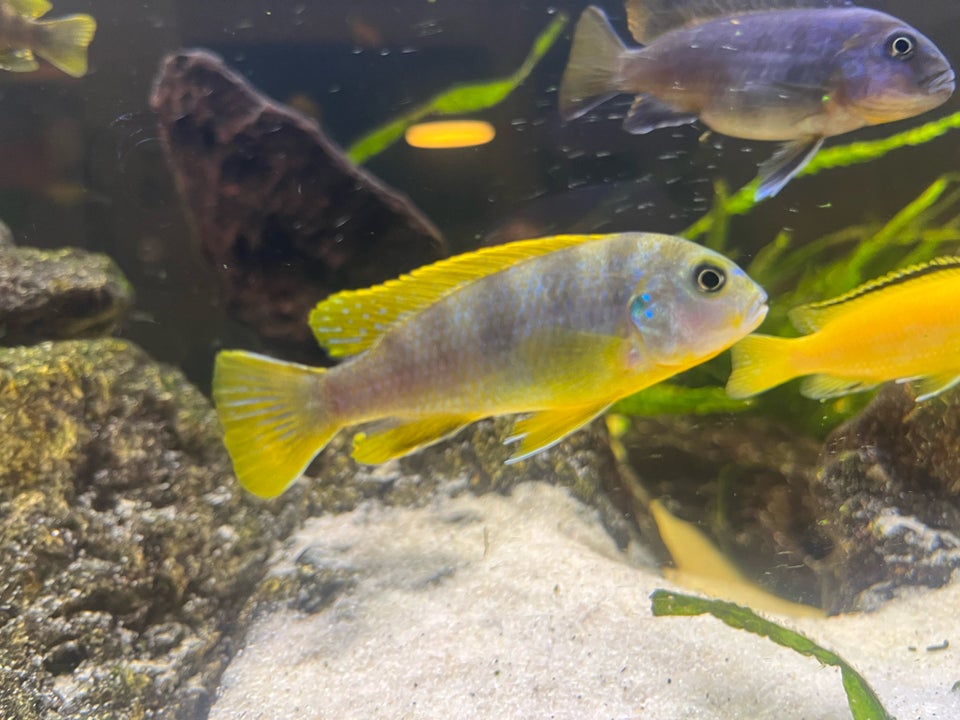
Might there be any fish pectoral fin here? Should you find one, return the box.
[0,49,39,73]
[912,373,960,402]
[504,403,611,464]
[351,414,475,465]
[800,374,877,400]
[755,136,823,200]
[622,95,697,134]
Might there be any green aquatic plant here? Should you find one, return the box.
[346,13,568,164]
[611,382,749,416]
[651,590,893,720]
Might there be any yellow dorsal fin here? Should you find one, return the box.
[8,0,52,18]
[309,234,606,358]
[789,256,960,333]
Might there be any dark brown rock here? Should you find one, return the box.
[150,49,446,361]
[813,384,960,612]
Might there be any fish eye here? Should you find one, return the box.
[887,33,915,60]
[694,263,726,293]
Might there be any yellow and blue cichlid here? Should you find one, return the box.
[559,0,954,199]
[726,257,960,401]
[213,233,768,498]
[0,0,96,78]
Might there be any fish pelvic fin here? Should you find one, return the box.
[725,334,799,399]
[755,136,823,200]
[36,14,96,77]
[213,350,336,498]
[559,6,630,121]
[504,402,611,464]
[351,414,476,465]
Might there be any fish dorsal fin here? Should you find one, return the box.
[310,234,606,358]
[789,256,960,333]
[626,0,851,43]
[7,0,52,18]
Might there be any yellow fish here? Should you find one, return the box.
[0,0,96,78]
[727,256,960,401]
[214,233,768,498]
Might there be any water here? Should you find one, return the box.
[5,0,960,716]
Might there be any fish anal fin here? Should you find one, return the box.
[213,350,336,498]
[351,414,475,465]
[800,374,877,400]
[0,49,38,72]
[623,95,698,134]
[912,373,960,402]
[8,0,52,18]
[505,403,610,464]
[310,234,606,358]
[755,136,823,200]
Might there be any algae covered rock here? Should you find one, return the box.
[813,384,960,612]
[0,338,295,719]
[0,233,132,346]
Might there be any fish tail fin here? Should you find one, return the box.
[559,6,630,120]
[213,350,339,498]
[725,334,799,399]
[35,14,96,77]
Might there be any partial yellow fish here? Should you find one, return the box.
[727,256,960,401]
[214,233,767,498]
[0,0,96,78]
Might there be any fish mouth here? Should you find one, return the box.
[743,293,769,332]
[923,68,956,95]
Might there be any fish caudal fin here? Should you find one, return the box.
[36,14,96,78]
[725,334,799,399]
[558,6,629,121]
[213,350,337,498]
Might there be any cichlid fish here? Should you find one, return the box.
[559,0,955,199]
[0,0,95,77]
[726,257,960,401]
[213,232,768,497]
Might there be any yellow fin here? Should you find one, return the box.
[310,234,605,358]
[789,256,960,333]
[912,373,960,402]
[0,48,38,72]
[36,14,96,78]
[504,402,610,464]
[650,499,823,618]
[800,374,877,400]
[8,0,51,18]
[213,350,336,498]
[351,414,475,465]
[725,334,798,399]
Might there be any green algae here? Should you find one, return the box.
[651,589,893,720]
[346,13,568,164]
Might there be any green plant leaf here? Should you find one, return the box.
[346,13,568,164]
[612,383,750,416]
[650,589,894,720]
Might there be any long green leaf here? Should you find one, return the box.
[346,14,568,164]
[651,589,893,720]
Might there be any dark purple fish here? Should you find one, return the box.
[559,0,955,198]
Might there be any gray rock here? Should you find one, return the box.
[0,229,132,345]
[0,338,296,719]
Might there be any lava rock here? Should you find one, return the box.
[813,384,960,612]
[0,229,132,346]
